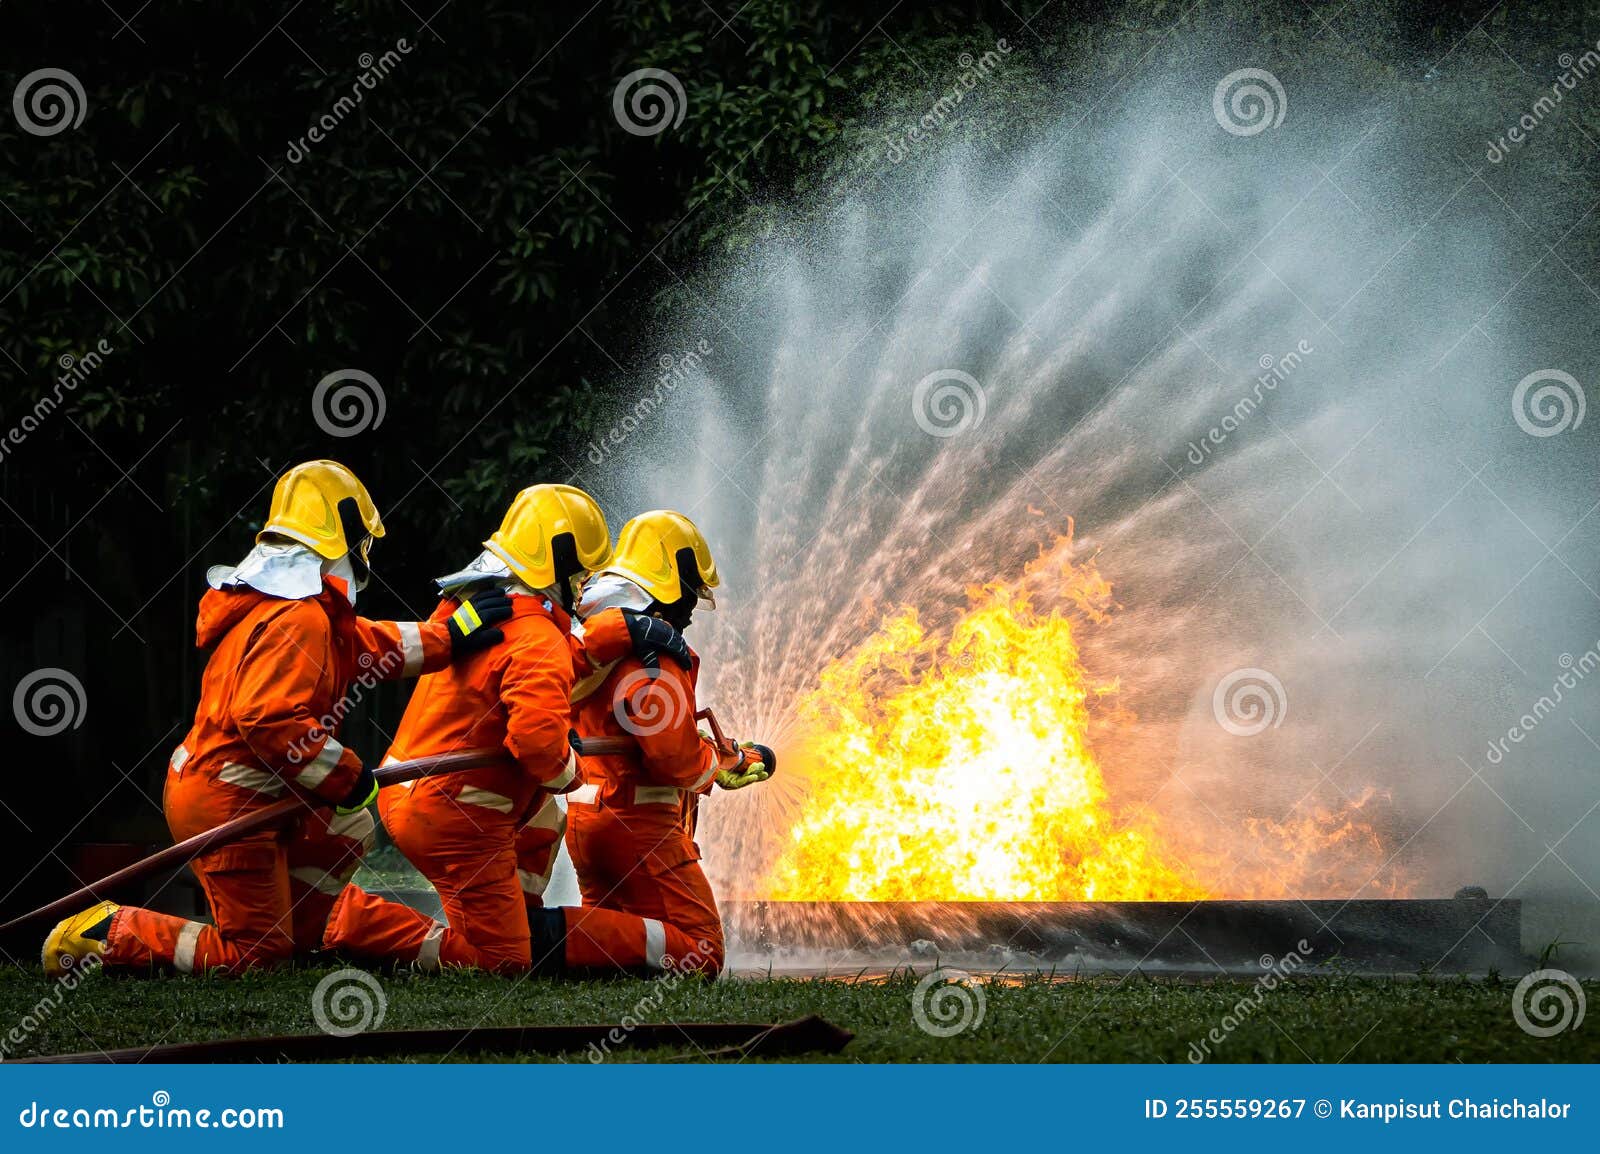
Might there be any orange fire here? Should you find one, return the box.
[755,539,1405,902]
[760,578,1207,901]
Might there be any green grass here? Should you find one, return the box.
[1,965,1595,1063]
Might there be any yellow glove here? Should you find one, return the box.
[334,765,378,814]
[715,742,774,790]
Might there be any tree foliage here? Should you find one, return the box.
[0,0,1037,879]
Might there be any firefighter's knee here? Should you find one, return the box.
[477,938,533,975]
[703,940,725,977]
[253,934,297,968]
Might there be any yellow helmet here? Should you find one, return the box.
[484,484,612,590]
[259,460,384,561]
[602,509,719,606]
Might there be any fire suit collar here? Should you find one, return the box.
[193,573,358,649]
[195,586,268,647]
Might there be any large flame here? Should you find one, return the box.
[761,581,1207,900]
[754,539,1406,901]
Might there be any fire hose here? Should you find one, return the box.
[6,710,768,936]
[0,747,510,936]
[569,708,771,842]
[571,707,774,774]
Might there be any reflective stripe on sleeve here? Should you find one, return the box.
[397,621,424,677]
[567,783,599,806]
[690,761,718,791]
[297,737,345,790]
[450,602,482,635]
[173,920,205,974]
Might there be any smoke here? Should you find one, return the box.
[594,22,1599,959]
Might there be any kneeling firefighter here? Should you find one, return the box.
[322,485,693,972]
[536,510,772,978]
[43,460,513,977]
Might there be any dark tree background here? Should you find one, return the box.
[0,0,1049,917]
[0,0,1569,921]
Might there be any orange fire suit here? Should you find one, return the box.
[103,579,453,973]
[560,651,725,976]
[323,597,634,972]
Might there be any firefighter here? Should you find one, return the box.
[321,485,692,972]
[534,509,772,978]
[42,460,513,977]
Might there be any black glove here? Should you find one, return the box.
[448,588,514,656]
[335,765,378,814]
[620,608,691,670]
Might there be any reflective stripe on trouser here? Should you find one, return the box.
[560,906,720,974]
[322,886,484,971]
[104,772,371,974]
[513,796,566,911]
[561,801,723,976]
[322,777,534,972]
